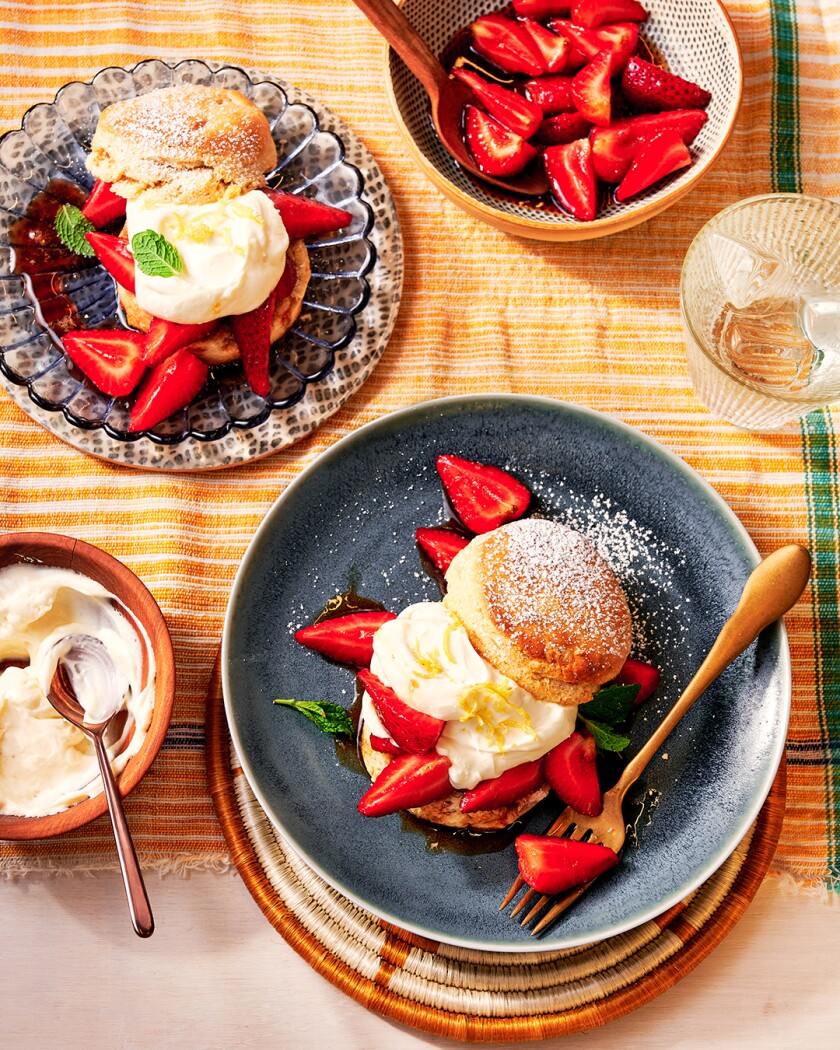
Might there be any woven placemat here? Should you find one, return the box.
[205,659,786,1042]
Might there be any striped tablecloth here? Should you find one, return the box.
[0,1,837,899]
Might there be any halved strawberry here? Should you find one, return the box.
[543,138,598,221]
[128,347,208,432]
[524,75,576,115]
[358,753,452,817]
[416,527,470,576]
[460,758,545,813]
[513,0,572,17]
[516,834,619,894]
[231,286,278,398]
[81,180,127,228]
[464,106,539,178]
[294,610,396,666]
[85,231,135,294]
[615,128,692,201]
[274,257,298,301]
[62,329,146,397]
[262,188,352,240]
[436,454,531,534]
[369,735,404,756]
[571,48,612,126]
[535,112,592,146]
[544,731,601,815]
[142,317,218,367]
[519,18,571,74]
[572,0,647,30]
[615,656,660,707]
[452,67,542,139]
[621,56,712,112]
[358,669,445,755]
[590,108,708,182]
[548,19,638,72]
[471,14,546,76]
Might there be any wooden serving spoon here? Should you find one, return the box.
[351,0,550,196]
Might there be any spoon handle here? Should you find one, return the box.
[92,733,155,938]
[351,0,448,97]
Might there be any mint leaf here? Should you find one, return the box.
[54,204,95,256]
[580,717,631,753]
[131,229,182,277]
[274,698,353,736]
[579,683,639,728]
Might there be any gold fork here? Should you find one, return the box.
[501,544,811,935]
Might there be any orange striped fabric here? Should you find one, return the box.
[0,1,837,894]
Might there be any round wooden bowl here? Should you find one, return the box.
[0,532,175,839]
[385,0,743,240]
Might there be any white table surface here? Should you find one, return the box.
[2,866,838,1048]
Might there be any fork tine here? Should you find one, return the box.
[499,875,525,911]
[509,886,537,918]
[531,884,591,935]
[500,813,580,913]
[520,893,550,925]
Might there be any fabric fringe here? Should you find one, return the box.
[0,851,233,880]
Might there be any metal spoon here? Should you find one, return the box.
[351,0,550,196]
[47,636,154,938]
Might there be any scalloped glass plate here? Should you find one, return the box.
[0,60,403,470]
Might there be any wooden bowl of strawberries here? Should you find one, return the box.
[384,0,742,240]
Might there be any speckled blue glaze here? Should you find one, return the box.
[222,395,789,951]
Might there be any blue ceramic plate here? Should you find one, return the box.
[222,395,789,951]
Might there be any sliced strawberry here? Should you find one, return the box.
[548,19,638,72]
[81,180,127,228]
[524,75,576,115]
[464,106,539,178]
[369,735,404,756]
[572,0,647,30]
[544,731,602,815]
[535,112,592,146]
[543,138,598,221]
[615,129,692,201]
[615,656,660,707]
[590,109,708,182]
[452,67,542,139]
[358,669,445,756]
[62,329,146,397]
[230,286,278,398]
[274,257,298,301]
[436,454,531,534]
[85,231,135,294]
[621,56,712,112]
[513,0,572,17]
[358,753,452,817]
[515,834,619,894]
[519,18,571,74]
[294,610,396,666]
[142,317,218,367]
[128,347,208,432]
[460,758,544,813]
[471,14,546,76]
[415,527,470,576]
[571,48,612,126]
[262,189,352,240]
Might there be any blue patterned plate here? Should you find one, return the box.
[0,60,402,470]
[222,395,789,951]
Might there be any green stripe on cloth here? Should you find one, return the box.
[769,0,802,193]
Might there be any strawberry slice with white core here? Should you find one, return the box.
[572,0,647,30]
[519,18,571,74]
[621,56,712,112]
[231,285,278,398]
[513,0,573,17]
[471,14,546,76]
[615,128,692,201]
[294,610,397,666]
[262,188,352,240]
[451,67,542,139]
[544,730,602,815]
[62,329,146,397]
[464,106,539,177]
[590,108,708,182]
[543,138,598,221]
[516,834,619,894]
[81,180,127,228]
[358,669,446,755]
[615,656,661,706]
[142,317,217,367]
[358,753,453,817]
[369,735,404,756]
[524,75,576,115]
[415,527,470,576]
[460,758,545,813]
[128,347,208,432]
[571,48,613,126]
[535,112,592,146]
[548,19,639,72]
[436,454,531,534]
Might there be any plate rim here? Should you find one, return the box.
[221,393,791,951]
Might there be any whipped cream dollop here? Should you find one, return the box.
[0,564,155,817]
[125,189,288,324]
[361,602,576,790]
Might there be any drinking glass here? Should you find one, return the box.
[680,194,840,430]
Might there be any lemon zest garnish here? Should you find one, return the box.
[456,681,533,754]
[161,213,186,241]
[409,639,444,679]
[186,220,215,244]
[442,622,457,664]
[228,201,264,224]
